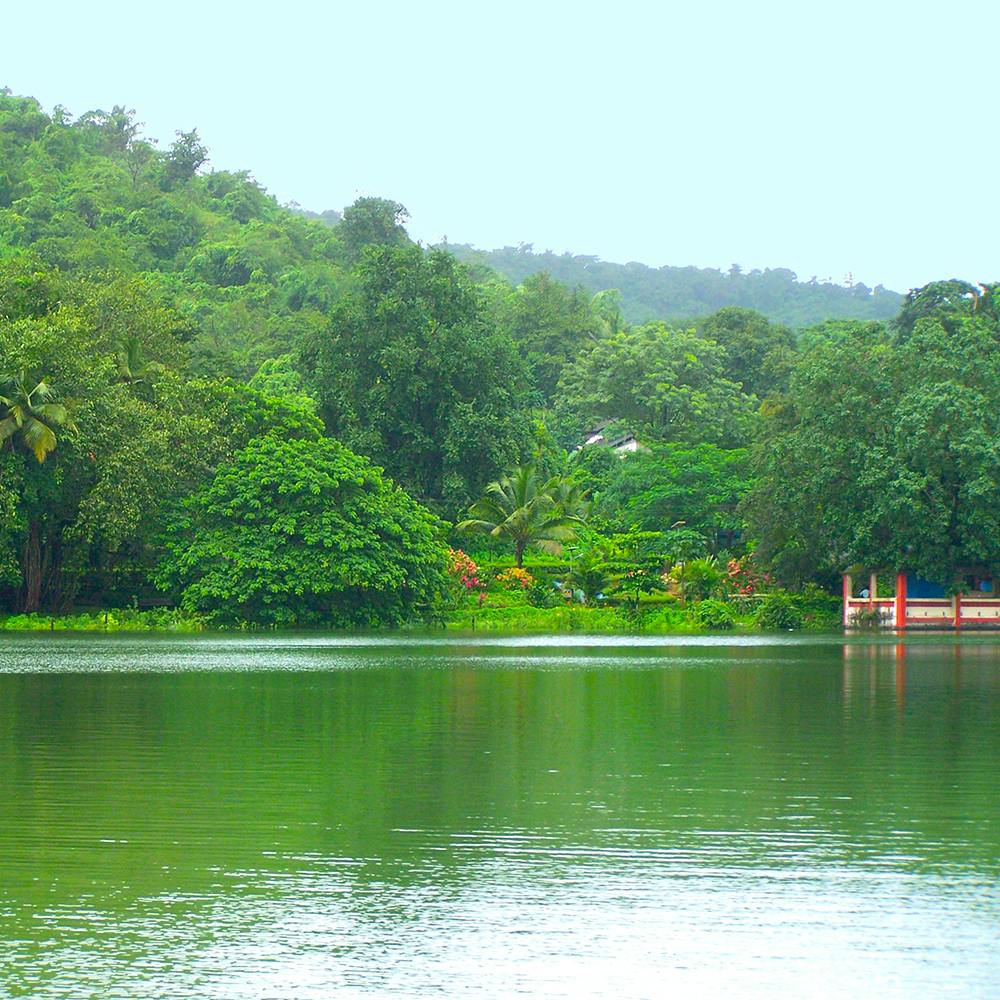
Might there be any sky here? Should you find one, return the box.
[4,0,998,292]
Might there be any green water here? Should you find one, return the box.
[0,634,997,999]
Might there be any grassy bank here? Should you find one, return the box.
[442,591,841,634]
[0,592,841,635]
[0,609,208,632]
[443,605,748,633]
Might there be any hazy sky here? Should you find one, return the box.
[5,1,997,291]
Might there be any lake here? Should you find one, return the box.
[0,633,997,998]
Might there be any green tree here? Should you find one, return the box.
[160,129,208,190]
[501,272,600,400]
[608,529,668,610]
[338,197,410,261]
[305,245,532,508]
[895,279,981,339]
[588,443,751,547]
[746,307,1000,587]
[567,548,611,605]
[457,463,587,567]
[558,323,755,447]
[156,434,448,625]
[695,307,796,398]
[0,373,77,611]
[744,326,892,584]
[75,105,143,155]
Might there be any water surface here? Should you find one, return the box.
[0,633,997,998]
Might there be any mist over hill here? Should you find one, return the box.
[439,243,903,329]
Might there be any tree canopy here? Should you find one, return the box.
[558,323,756,448]
[746,314,1000,586]
[304,245,533,508]
[157,434,448,625]
[0,86,995,624]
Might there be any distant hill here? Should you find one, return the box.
[439,243,903,329]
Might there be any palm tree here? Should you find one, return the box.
[457,463,588,567]
[547,475,592,522]
[116,335,165,387]
[0,373,75,462]
[0,373,76,613]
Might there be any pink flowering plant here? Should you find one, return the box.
[726,555,773,596]
[448,548,487,606]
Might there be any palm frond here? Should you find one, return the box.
[21,419,57,462]
[29,379,54,402]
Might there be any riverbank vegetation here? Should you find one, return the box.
[0,90,997,630]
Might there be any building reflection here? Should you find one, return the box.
[840,640,987,712]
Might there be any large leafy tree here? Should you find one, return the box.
[0,371,77,611]
[305,245,532,509]
[156,434,448,625]
[558,323,756,447]
[0,261,214,613]
[338,196,410,261]
[497,272,600,401]
[695,307,796,398]
[894,280,1000,339]
[586,443,751,547]
[746,304,1000,586]
[457,463,588,566]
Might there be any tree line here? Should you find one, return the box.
[1,89,996,624]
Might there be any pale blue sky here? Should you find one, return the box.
[5,1,998,291]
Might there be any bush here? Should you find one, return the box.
[495,566,534,590]
[691,598,735,630]
[675,557,725,602]
[526,579,559,608]
[756,593,804,630]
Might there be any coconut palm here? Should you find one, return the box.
[0,373,75,462]
[116,334,165,387]
[457,463,588,567]
[547,475,592,522]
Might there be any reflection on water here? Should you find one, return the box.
[0,634,997,998]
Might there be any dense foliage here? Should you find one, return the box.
[157,435,447,625]
[302,245,532,508]
[746,286,1000,587]
[443,243,903,328]
[0,88,995,627]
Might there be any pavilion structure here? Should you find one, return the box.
[842,570,1000,629]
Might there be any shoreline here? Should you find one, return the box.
[0,603,839,636]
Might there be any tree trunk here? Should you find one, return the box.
[515,540,525,568]
[44,533,65,613]
[22,520,42,613]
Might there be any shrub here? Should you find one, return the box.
[567,552,611,605]
[850,606,880,628]
[726,554,773,596]
[756,593,804,630]
[691,598,735,630]
[496,566,534,590]
[679,557,726,602]
[526,579,559,608]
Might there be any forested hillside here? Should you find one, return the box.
[441,243,903,328]
[1,88,997,629]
